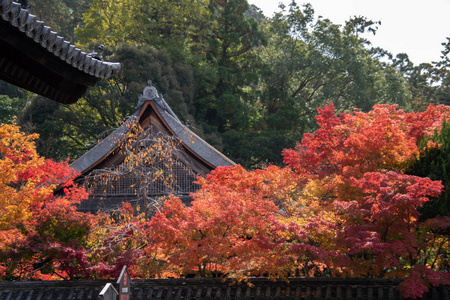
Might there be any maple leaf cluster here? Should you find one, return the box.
[0,124,92,280]
[1,103,450,298]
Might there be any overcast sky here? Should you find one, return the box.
[247,0,450,65]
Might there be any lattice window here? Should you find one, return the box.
[147,159,200,195]
[87,166,141,196]
[87,158,200,197]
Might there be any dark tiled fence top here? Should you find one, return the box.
[0,277,448,300]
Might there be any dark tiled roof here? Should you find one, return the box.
[0,0,120,103]
[0,277,448,300]
[70,100,235,175]
[0,0,120,79]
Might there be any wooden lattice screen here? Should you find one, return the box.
[87,158,200,198]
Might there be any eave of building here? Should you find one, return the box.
[0,0,120,104]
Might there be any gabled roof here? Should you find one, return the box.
[70,98,235,176]
[0,0,120,104]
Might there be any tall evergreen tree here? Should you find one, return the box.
[406,120,450,220]
[192,0,266,132]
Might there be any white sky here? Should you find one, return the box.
[247,0,450,65]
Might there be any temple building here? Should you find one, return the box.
[71,83,235,213]
[1,0,233,213]
[0,0,120,103]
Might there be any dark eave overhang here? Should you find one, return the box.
[0,0,120,104]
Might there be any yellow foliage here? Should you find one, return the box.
[0,124,52,229]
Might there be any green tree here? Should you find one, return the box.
[32,0,90,41]
[223,2,412,167]
[406,39,450,109]
[75,0,210,49]
[0,81,29,124]
[261,2,410,125]
[406,120,450,220]
[18,96,72,159]
[75,0,145,46]
[197,0,266,132]
[0,95,27,124]
[17,44,197,161]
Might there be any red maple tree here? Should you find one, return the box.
[0,124,93,280]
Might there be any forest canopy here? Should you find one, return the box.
[1,0,448,167]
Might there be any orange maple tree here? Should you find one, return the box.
[146,165,297,279]
[0,124,93,280]
[85,202,149,279]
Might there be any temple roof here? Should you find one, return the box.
[0,0,120,104]
[70,97,235,176]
